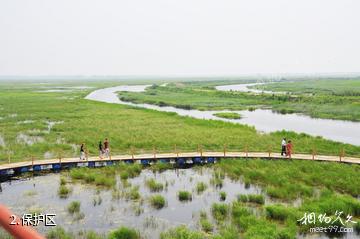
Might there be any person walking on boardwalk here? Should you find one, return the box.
[99,141,104,159]
[286,140,293,159]
[281,138,287,156]
[80,143,86,160]
[104,138,110,158]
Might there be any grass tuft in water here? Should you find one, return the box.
[199,212,213,233]
[58,185,71,199]
[83,230,106,239]
[211,203,229,221]
[60,176,67,186]
[108,226,140,239]
[123,186,141,201]
[196,182,207,194]
[47,227,73,239]
[178,190,192,201]
[145,178,164,192]
[212,226,240,239]
[219,191,226,201]
[67,201,81,214]
[149,194,166,209]
[265,204,298,221]
[160,226,204,239]
[213,112,242,119]
[210,171,224,188]
[237,194,264,205]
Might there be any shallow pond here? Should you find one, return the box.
[0,167,262,238]
[0,166,358,239]
[85,85,360,146]
[215,82,277,94]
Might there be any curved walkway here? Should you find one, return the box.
[1,151,359,177]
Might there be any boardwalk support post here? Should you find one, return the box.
[131,147,135,160]
[268,146,271,158]
[198,145,203,157]
[245,145,248,158]
[339,148,345,162]
[312,148,316,160]
[153,146,156,159]
[223,144,226,157]
[174,145,179,158]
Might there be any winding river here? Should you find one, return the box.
[85,84,360,146]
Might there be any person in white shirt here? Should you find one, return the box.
[281,138,287,156]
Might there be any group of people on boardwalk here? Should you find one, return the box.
[281,138,293,158]
[80,138,293,160]
[99,138,110,159]
[79,138,110,160]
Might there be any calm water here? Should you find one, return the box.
[0,167,357,239]
[85,85,360,146]
[215,83,272,94]
[0,168,261,238]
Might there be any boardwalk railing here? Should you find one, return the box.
[1,148,359,178]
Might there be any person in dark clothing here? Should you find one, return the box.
[104,138,110,158]
[80,143,86,160]
[99,141,104,159]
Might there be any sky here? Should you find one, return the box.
[0,0,359,76]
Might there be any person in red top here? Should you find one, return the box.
[104,138,110,158]
[286,140,293,159]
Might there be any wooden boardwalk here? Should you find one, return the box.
[0,151,359,177]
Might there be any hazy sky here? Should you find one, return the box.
[0,0,359,76]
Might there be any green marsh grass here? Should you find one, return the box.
[69,164,141,188]
[210,171,224,188]
[67,201,81,214]
[1,80,360,165]
[212,226,239,239]
[160,226,204,239]
[219,191,226,201]
[70,167,116,187]
[47,227,73,239]
[83,231,106,239]
[178,190,192,201]
[200,218,213,233]
[199,211,213,233]
[108,227,140,239]
[216,159,360,200]
[149,194,166,209]
[58,185,71,198]
[211,203,228,221]
[123,186,141,201]
[265,204,299,221]
[237,194,264,205]
[213,112,241,119]
[60,176,67,186]
[196,182,207,194]
[145,178,164,192]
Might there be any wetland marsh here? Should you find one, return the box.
[1,78,360,239]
